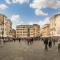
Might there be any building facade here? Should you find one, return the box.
[33,24,40,37]
[41,24,50,37]
[50,14,60,37]
[16,24,40,38]
[0,14,12,37]
[4,19,12,37]
[9,29,16,38]
[0,14,5,37]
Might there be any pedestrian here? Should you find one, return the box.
[13,38,15,42]
[27,38,30,45]
[53,39,55,46]
[48,39,52,48]
[0,38,1,44]
[44,37,48,50]
[30,38,33,44]
[58,38,60,52]
[19,38,21,43]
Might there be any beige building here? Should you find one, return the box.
[16,24,40,38]
[50,14,60,37]
[41,24,50,37]
[0,14,12,37]
[9,29,16,38]
[33,24,40,37]
[4,19,12,37]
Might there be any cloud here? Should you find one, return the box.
[28,17,50,27]
[30,0,46,9]
[0,4,8,9]
[11,15,20,21]
[30,0,60,16]
[5,0,11,4]
[35,9,48,16]
[30,0,47,16]
[5,0,29,4]
[46,0,60,9]
[11,15,23,29]
[30,0,60,9]
[39,17,50,25]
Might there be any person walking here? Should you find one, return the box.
[19,38,21,43]
[29,38,32,44]
[48,39,52,48]
[13,38,16,42]
[58,38,60,52]
[53,39,55,46]
[27,38,30,45]
[44,37,48,50]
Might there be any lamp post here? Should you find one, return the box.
[27,27,30,38]
[2,30,4,39]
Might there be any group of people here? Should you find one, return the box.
[0,37,56,50]
[43,37,54,50]
[13,37,34,45]
[26,38,33,45]
[1,36,60,52]
[43,37,60,51]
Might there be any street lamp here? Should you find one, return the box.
[27,27,30,37]
[2,30,4,38]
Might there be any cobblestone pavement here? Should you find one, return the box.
[0,40,60,60]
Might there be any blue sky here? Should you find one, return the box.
[0,0,60,29]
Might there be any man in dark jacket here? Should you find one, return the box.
[44,37,48,50]
[48,39,52,48]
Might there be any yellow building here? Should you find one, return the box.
[50,14,60,36]
[0,14,12,37]
[16,24,40,38]
[42,24,50,37]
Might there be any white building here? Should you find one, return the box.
[50,14,60,37]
